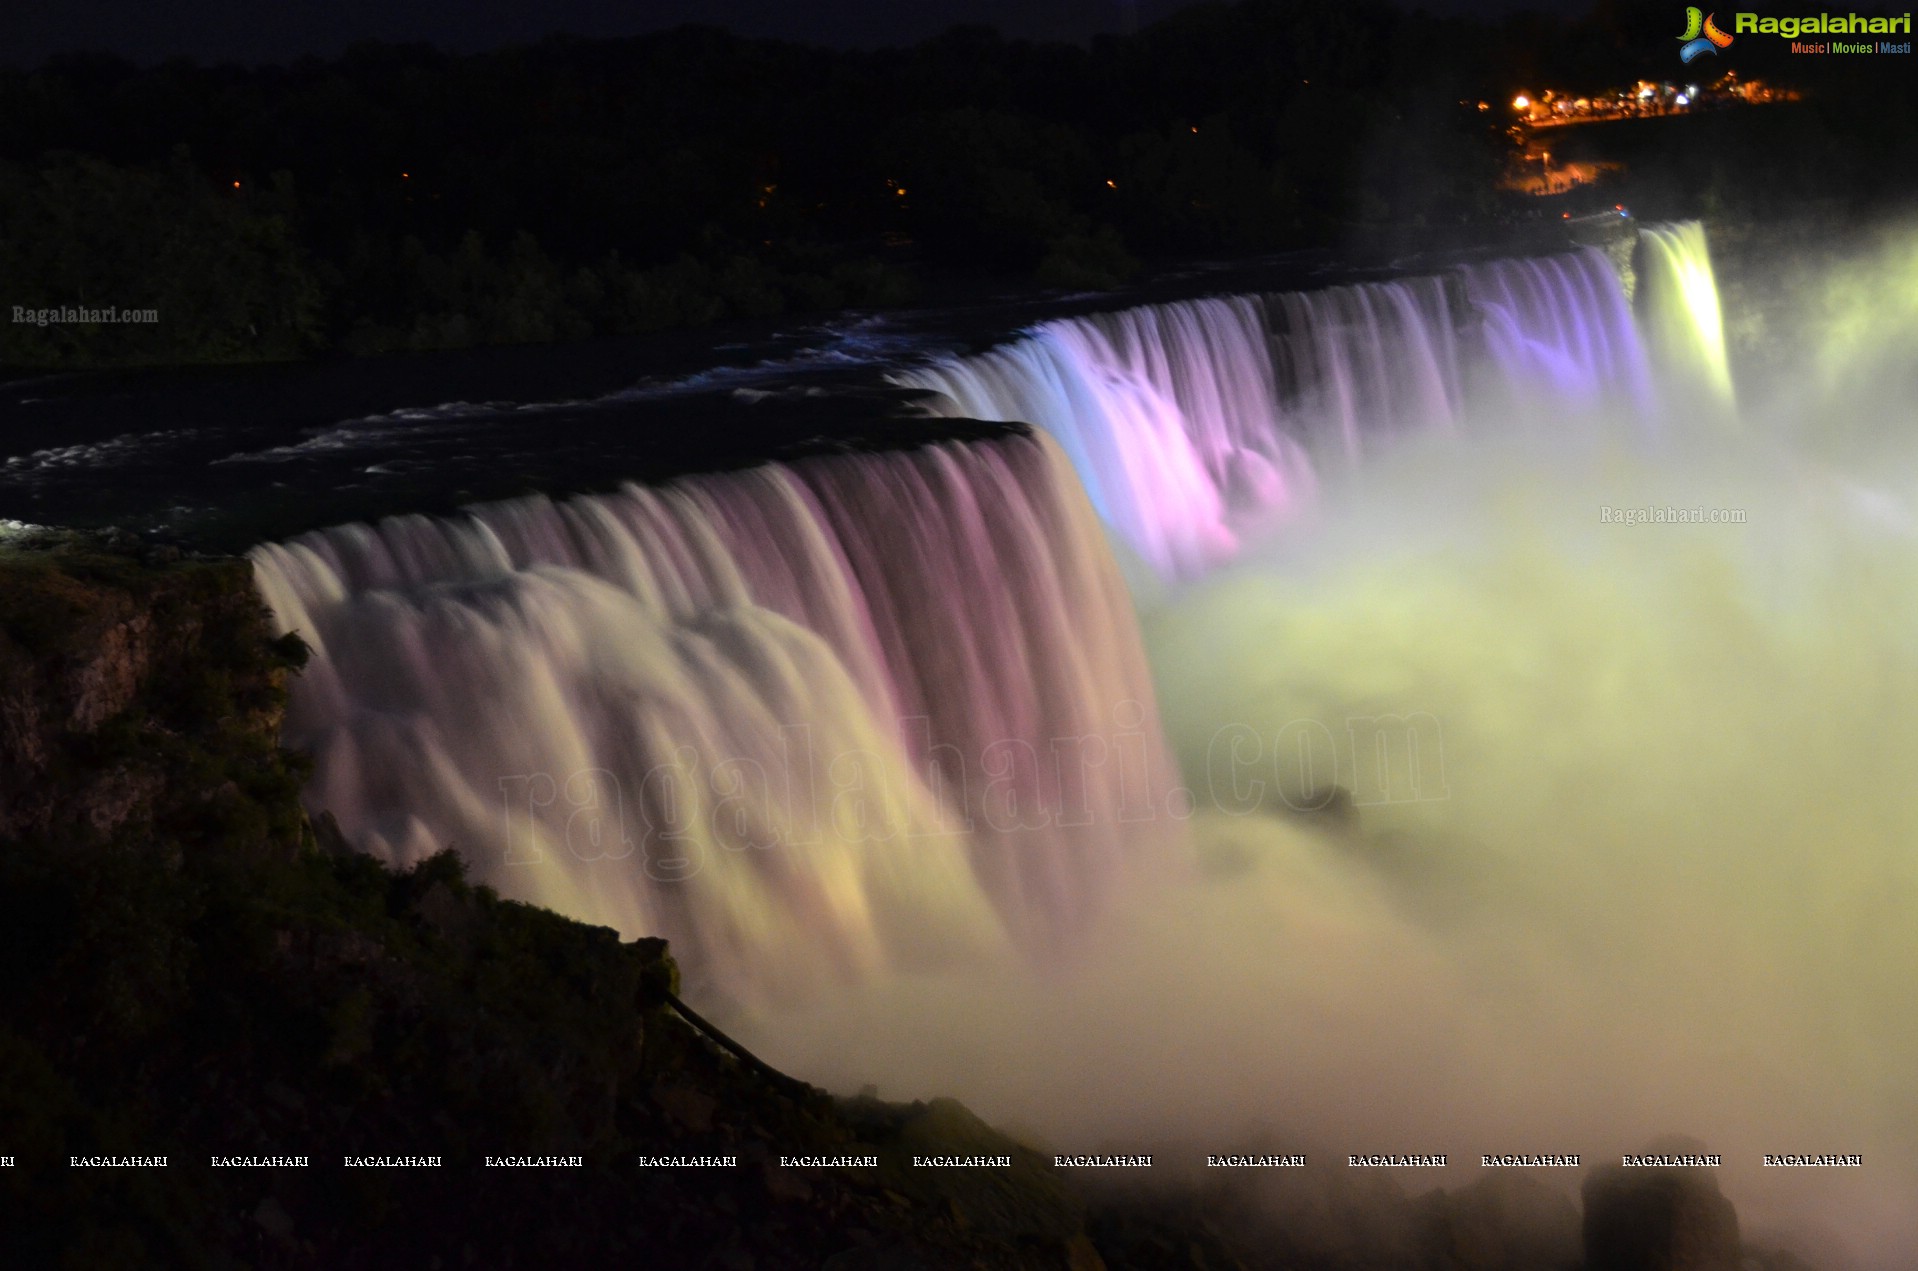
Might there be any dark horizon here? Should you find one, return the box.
[3,0,1564,69]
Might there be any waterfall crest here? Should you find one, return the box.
[253,431,1185,998]
[897,228,1723,579]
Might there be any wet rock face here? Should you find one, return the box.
[1581,1140,1741,1271]
[65,611,149,732]
[0,544,305,854]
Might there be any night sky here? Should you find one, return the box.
[4,0,1552,68]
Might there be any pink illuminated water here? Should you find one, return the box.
[252,432,1185,999]
[896,248,1670,578]
[893,283,1464,577]
[252,229,1723,1003]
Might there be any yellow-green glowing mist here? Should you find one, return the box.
[1638,221,1736,421]
[739,228,1918,1269]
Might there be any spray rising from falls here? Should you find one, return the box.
[741,224,1916,1266]
[252,432,1185,999]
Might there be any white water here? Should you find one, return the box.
[253,433,1185,999]
[255,221,1911,1263]
[892,244,1707,582]
[743,225,1914,1268]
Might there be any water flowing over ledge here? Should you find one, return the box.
[247,225,1730,1001]
[251,430,1185,999]
[893,225,1731,579]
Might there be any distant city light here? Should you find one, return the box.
[1513,94,1530,109]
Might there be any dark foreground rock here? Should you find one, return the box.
[1581,1139,1741,1271]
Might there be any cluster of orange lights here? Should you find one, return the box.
[1499,75,1791,130]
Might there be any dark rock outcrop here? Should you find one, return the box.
[1581,1138,1741,1271]
[0,539,309,855]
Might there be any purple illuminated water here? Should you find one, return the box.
[1458,245,1654,421]
[896,247,1664,578]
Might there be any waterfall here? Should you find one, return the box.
[898,229,1718,580]
[1456,245,1654,420]
[1634,220,1736,423]
[890,298,1279,580]
[252,431,1185,999]
[250,225,1730,1001]
[894,282,1463,579]
[1267,275,1464,465]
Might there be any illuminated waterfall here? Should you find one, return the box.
[252,432,1184,998]
[253,227,1732,1004]
[1634,220,1736,422]
[240,218,1918,1265]
[1456,245,1654,419]
[898,233,1720,578]
[744,225,1918,1265]
[893,282,1462,578]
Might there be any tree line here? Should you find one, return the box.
[0,0,1906,369]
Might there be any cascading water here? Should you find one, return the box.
[895,239,1692,580]
[250,220,1917,1264]
[736,223,1918,1268]
[252,431,1185,999]
[892,281,1465,579]
[1267,275,1463,463]
[1635,219,1737,423]
[1455,244,1655,421]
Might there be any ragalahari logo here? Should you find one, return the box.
[1679,8,1736,61]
